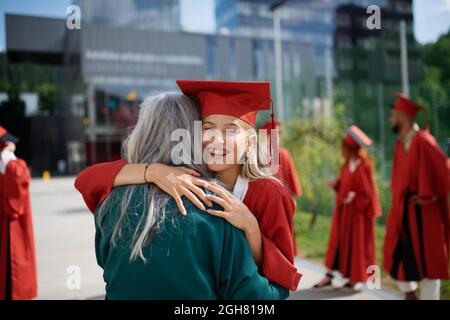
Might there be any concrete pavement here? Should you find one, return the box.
[30,177,105,300]
[289,258,401,300]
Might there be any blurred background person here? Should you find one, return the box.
[314,125,381,291]
[0,126,37,300]
[383,93,450,300]
[259,119,303,198]
[259,118,302,255]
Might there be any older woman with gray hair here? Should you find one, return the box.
[90,92,288,299]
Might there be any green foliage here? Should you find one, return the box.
[417,30,450,142]
[282,103,346,218]
[0,52,60,116]
[36,83,57,115]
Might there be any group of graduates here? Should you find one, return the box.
[0,80,449,300]
[313,93,449,300]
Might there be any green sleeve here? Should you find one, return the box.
[217,222,289,300]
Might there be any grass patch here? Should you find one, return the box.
[294,210,450,299]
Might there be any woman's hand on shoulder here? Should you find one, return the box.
[147,163,211,215]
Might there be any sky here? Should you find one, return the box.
[0,0,449,52]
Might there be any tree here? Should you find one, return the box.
[418,29,450,142]
[36,83,56,116]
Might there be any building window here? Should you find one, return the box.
[362,38,376,50]
[206,36,217,79]
[293,52,301,78]
[337,13,351,27]
[229,38,237,80]
[338,56,352,71]
[252,39,264,79]
[337,36,352,49]
[396,1,412,14]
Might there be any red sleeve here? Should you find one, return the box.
[5,159,31,218]
[246,179,301,291]
[418,133,450,198]
[278,148,302,197]
[74,160,127,213]
[363,163,382,217]
[351,163,373,214]
[333,165,345,193]
[417,133,450,247]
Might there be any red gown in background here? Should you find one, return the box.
[75,160,301,291]
[276,148,302,197]
[324,160,381,283]
[0,158,37,300]
[275,147,302,255]
[383,131,450,281]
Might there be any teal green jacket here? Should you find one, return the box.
[94,185,289,300]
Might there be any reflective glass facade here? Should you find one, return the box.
[74,0,180,31]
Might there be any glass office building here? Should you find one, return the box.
[74,0,181,31]
[6,11,318,170]
[216,0,390,67]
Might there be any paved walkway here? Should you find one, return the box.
[30,176,402,300]
[289,258,402,300]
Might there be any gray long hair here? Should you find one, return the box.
[97,92,211,262]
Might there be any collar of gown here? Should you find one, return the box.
[348,158,361,173]
[0,149,17,174]
[401,123,419,151]
[232,174,250,201]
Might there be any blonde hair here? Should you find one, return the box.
[240,121,281,184]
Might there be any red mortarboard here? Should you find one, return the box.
[344,125,372,148]
[0,126,19,143]
[393,92,422,118]
[176,80,272,127]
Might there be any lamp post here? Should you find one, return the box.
[399,20,410,97]
[270,1,287,121]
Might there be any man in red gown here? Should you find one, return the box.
[383,93,450,300]
[0,126,37,300]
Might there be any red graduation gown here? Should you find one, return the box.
[276,148,302,197]
[324,160,381,283]
[383,131,450,281]
[0,158,37,300]
[74,160,301,291]
[275,148,302,255]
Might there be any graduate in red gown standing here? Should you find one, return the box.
[258,119,302,197]
[75,81,301,291]
[383,93,450,300]
[0,127,37,300]
[258,119,302,255]
[313,125,381,290]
